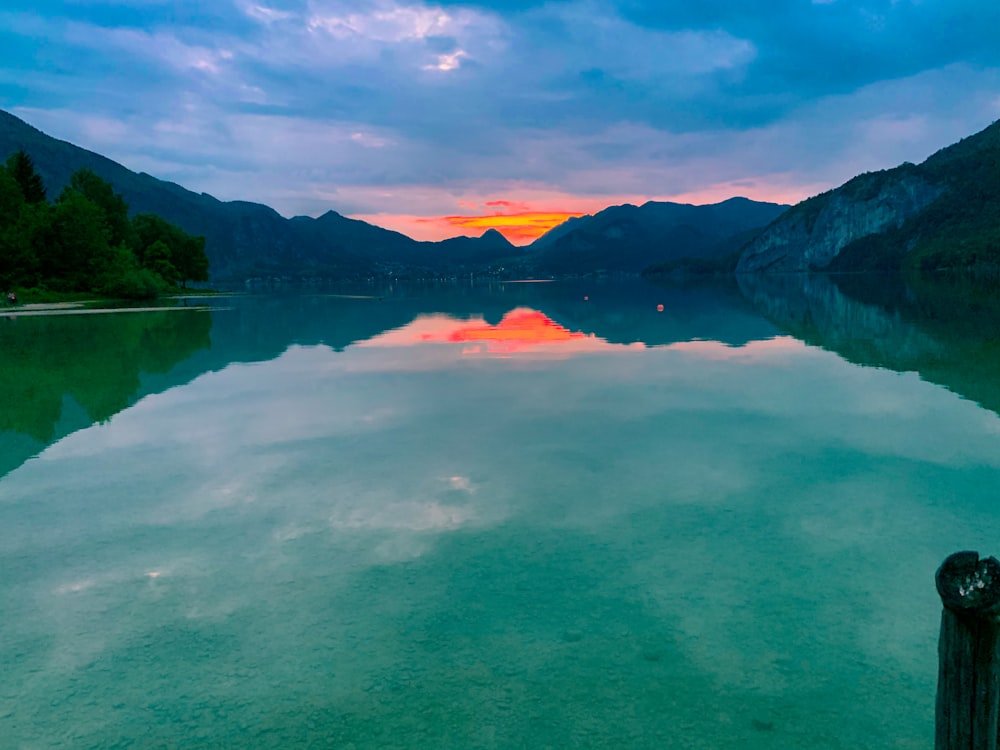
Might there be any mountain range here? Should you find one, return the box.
[0,109,786,281]
[737,118,1000,274]
[5,107,996,280]
[0,110,527,280]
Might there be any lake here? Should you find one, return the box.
[2,275,1000,748]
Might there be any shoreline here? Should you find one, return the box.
[3,303,216,317]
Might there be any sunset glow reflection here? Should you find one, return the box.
[361,308,613,356]
[360,308,805,359]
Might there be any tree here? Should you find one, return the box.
[143,240,179,285]
[45,191,113,291]
[0,152,210,297]
[5,150,47,204]
[0,187,48,290]
[95,242,161,300]
[132,213,174,265]
[0,167,32,289]
[0,165,25,235]
[62,168,134,249]
[131,213,209,287]
[172,234,209,287]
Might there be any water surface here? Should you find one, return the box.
[2,278,999,748]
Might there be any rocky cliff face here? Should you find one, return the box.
[736,171,944,273]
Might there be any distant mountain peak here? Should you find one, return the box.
[480,228,513,245]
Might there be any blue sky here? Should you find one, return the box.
[1,0,998,241]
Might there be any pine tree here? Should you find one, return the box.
[5,150,47,204]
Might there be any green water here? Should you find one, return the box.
[2,277,999,748]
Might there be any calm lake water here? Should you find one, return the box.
[2,276,1000,748]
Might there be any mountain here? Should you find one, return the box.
[737,119,1000,274]
[528,197,789,275]
[0,109,524,280]
[431,228,516,264]
[530,215,592,249]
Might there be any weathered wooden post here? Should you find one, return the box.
[936,551,1000,750]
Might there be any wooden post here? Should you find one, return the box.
[936,551,1000,750]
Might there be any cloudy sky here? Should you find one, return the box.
[1,0,998,243]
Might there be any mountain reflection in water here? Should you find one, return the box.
[2,274,999,483]
[0,280,778,480]
[3,274,1000,749]
[738,272,1000,417]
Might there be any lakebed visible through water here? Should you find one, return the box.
[2,276,999,748]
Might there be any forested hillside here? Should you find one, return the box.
[0,150,208,298]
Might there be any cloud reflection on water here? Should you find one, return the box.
[5,293,1000,749]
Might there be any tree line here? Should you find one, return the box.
[0,150,209,299]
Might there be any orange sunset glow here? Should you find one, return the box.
[351,177,829,246]
[348,180,811,245]
[352,195,610,244]
[422,211,586,245]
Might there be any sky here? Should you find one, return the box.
[1,1,998,244]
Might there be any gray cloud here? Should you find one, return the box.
[1,0,998,221]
